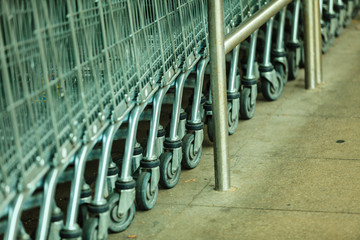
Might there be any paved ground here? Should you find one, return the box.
[110,15,360,240]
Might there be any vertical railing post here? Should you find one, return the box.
[303,0,317,89]
[314,0,323,85]
[208,0,230,191]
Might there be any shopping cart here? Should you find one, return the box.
[159,0,206,189]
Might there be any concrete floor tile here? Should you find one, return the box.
[201,115,271,156]
[108,204,187,240]
[191,157,360,214]
[237,116,360,159]
[154,206,360,240]
[156,155,214,205]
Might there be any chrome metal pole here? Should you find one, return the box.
[208,0,230,191]
[224,0,292,54]
[303,0,317,89]
[314,0,323,84]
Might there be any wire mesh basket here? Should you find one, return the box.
[224,0,243,31]
[66,0,110,141]
[177,0,199,69]
[152,0,180,85]
[0,0,53,202]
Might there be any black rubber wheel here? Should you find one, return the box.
[83,218,99,240]
[261,72,284,101]
[159,151,181,189]
[275,61,288,85]
[207,116,214,142]
[227,101,239,135]
[136,171,158,210]
[287,50,299,80]
[182,133,202,169]
[240,87,256,120]
[107,193,135,233]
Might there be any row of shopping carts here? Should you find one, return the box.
[204,0,359,140]
[320,0,359,53]
[0,0,359,239]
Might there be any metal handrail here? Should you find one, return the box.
[224,0,292,54]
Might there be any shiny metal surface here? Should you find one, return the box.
[224,0,292,54]
[208,0,231,191]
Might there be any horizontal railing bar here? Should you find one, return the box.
[224,0,292,54]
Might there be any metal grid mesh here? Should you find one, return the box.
[224,0,271,31]
[224,0,242,30]
[0,0,53,195]
[128,0,161,102]
[193,0,208,55]
[99,0,133,120]
[152,0,179,85]
[32,0,83,156]
[66,0,110,140]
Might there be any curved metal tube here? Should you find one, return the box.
[228,47,240,94]
[190,57,210,124]
[119,101,149,182]
[245,30,259,79]
[275,7,287,52]
[93,121,122,204]
[62,140,99,231]
[263,17,275,66]
[36,157,73,240]
[291,0,301,43]
[168,70,192,141]
[145,85,171,160]
[4,193,27,240]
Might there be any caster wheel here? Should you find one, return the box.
[136,171,158,210]
[159,152,181,189]
[287,50,299,80]
[227,101,239,135]
[83,218,99,240]
[107,193,135,233]
[275,61,288,85]
[261,72,284,101]
[207,116,214,142]
[240,87,256,120]
[182,133,202,169]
